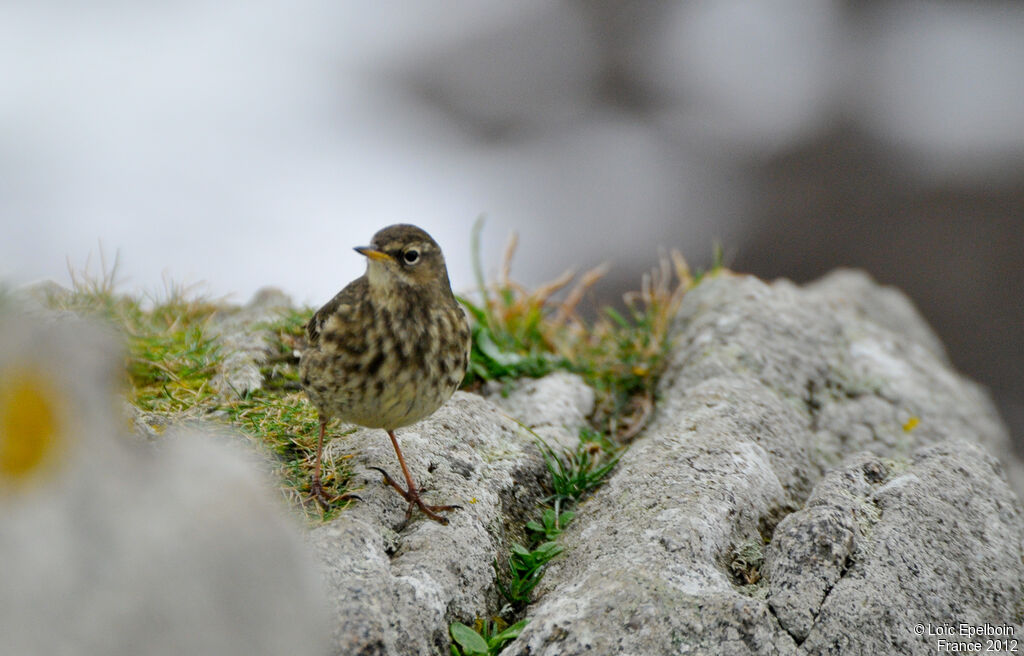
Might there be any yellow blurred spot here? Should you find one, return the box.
[632,365,648,377]
[0,371,61,483]
[468,497,477,504]
[902,416,920,433]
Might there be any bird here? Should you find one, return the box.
[299,224,471,524]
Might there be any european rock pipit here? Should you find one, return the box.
[300,224,471,524]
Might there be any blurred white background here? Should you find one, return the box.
[2,0,1021,439]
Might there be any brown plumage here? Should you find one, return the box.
[299,224,470,524]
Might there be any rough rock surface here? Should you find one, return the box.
[310,374,596,656]
[770,443,1023,654]
[503,271,1024,656]
[485,370,596,451]
[207,286,294,397]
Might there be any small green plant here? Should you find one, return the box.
[450,618,528,650]
[459,302,563,384]
[449,619,527,656]
[541,439,620,506]
[489,427,618,616]
[525,507,575,543]
[692,239,726,284]
[458,220,567,385]
[493,540,563,608]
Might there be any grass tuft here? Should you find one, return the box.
[493,540,564,609]
[49,251,224,415]
[488,426,620,621]
[540,437,620,507]
[458,218,698,442]
[45,252,354,521]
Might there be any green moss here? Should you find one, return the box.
[129,324,221,413]
[43,258,356,522]
[729,538,766,592]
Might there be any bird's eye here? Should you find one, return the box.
[403,249,420,265]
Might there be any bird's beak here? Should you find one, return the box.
[354,246,390,263]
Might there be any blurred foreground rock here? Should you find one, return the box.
[0,312,329,656]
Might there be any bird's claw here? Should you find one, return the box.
[368,466,458,525]
[308,478,360,510]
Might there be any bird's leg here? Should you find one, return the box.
[372,429,459,525]
[309,415,331,508]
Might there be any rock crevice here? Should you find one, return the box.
[311,377,596,656]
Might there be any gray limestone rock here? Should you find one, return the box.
[803,268,950,363]
[763,451,885,643]
[208,286,294,397]
[311,382,595,656]
[486,370,596,451]
[503,271,1024,656]
[764,505,856,642]
[784,442,1024,654]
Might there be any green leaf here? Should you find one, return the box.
[489,619,529,646]
[603,306,630,328]
[450,622,489,655]
[534,541,563,559]
[476,330,524,367]
[510,542,532,558]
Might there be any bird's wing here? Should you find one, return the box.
[305,276,368,344]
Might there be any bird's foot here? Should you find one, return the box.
[308,476,332,509]
[308,476,360,510]
[369,466,460,525]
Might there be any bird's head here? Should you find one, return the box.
[356,224,451,292]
